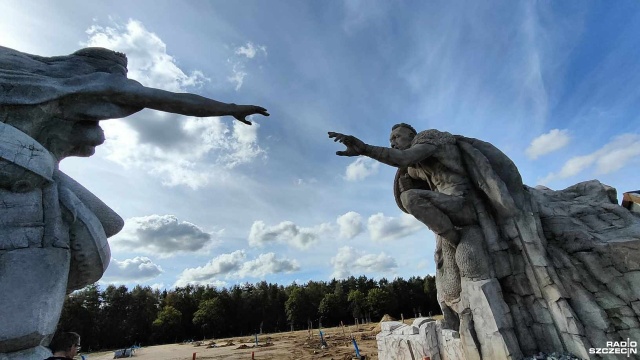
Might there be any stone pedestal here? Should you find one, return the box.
[0,248,68,359]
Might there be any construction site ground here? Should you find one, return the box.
[85,321,389,360]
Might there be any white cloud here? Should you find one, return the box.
[83,19,266,189]
[294,178,318,186]
[174,250,299,287]
[330,246,397,279]
[150,283,166,290]
[235,42,267,59]
[248,220,333,250]
[367,212,424,241]
[539,133,640,185]
[526,129,571,159]
[237,253,300,278]
[228,63,248,91]
[84,20,208,92]
[110,214,217,257]
[337,211,363,239]
[228,42,267,90]
[345,158,380,181]
[102,257,163,282]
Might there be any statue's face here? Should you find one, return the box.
[68,120,106,157]
[390,127,414,150]
[38,117,105,160]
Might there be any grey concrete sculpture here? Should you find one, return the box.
[0,46,268,360]
[330,125,640,359]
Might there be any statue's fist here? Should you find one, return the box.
[398,174,414,193]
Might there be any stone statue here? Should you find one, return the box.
[330,125,640,359]
[0,46,268,360]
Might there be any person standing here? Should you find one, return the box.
[45,332,81,360]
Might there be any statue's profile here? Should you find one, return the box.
[0,46,268,359]
[330,126,640,359]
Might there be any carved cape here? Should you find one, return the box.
[0,121,117,292]
[393,130,525,221]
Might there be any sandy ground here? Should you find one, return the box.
[84,322,386,360]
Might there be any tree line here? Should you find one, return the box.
[57,275,440,351]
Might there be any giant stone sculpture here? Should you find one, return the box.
[330,124,640,359]
[0,45,268,360]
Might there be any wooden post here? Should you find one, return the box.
[192,352,196,360]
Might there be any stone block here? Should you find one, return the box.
[568,285,609,331]
[531,323,564,353]
[423,321,440,359]
[440,329,465,360]
[381,321,405,333]
[376,321,429,360]
[0,248,69,354]
[509,303,537,354]
[493,250,512,279]
[501,273,533,296]
[0,189,43,225]
[529,298,554,325]
[631,300,640,315]
[623,271,640,301]
[559,333,590,360]
[601,239,640,272]
[595,290,627,310]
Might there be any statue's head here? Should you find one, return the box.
[0,46,134,161]
[390,123,416,150]
[72,47,128,76]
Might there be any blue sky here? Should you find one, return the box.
[2,1,639,290]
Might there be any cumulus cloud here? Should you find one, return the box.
[367,213,424,241]
[85,20,208,92]
[174,250,299,287]
[337,211,363,239]
[102,257,163,282]
[83,19,266,188]
[526,129,571,159]
[539,133,640,185]
[330,246,397,279]
[110,215,216,257]
[345,158,380,181]
[238,253,300,278]
[248,220,333,250]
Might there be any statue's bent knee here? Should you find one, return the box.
[399,189,422,214]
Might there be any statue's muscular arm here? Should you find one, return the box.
[328,132,437,167]
[58,73,268,124]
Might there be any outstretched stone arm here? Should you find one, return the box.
[328,132,437,167]
[120,80,269,125]
[59,74,269,125]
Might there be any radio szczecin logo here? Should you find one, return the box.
[589,340,638,357]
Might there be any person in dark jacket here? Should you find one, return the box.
[45,331,81,360]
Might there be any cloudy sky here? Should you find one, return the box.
[2,1,639,290]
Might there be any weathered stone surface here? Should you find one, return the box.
[440,329,465,360]
[376,319,434,360]
[331,125,640,359]
[0,45,268,359]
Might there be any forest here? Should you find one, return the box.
[58,275,440,351]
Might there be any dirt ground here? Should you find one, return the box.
[84,321,390,360]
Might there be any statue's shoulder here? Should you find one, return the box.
[0,122,55,183]
[412,129,456,147]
